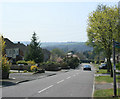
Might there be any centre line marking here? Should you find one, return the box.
[66,76,71,79]
[38,85,53,93]
[57,80,64,84]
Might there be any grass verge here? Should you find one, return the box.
[96,69,120,74]
[94,88,120,98]
[96,69,109,74]
[94,88,113,97]
[95,76,119,84]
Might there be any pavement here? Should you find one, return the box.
[95,83,120,90]
[93,66,120,91]
[1,63,95,97]
[94,74,120,90]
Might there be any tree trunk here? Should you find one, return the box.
[107,58,110,73]
[107,57,113,77]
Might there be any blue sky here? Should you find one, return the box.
[0,1,118,42]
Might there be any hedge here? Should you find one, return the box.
[10,65,31,71]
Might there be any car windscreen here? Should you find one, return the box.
[84,65,91,68]
[102,64,106,66]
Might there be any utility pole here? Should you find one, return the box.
[113,39,117,97]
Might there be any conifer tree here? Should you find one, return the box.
[25,32,44,63]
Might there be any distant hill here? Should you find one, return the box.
[14,41,93,52]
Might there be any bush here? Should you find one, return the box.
[1,56,11,79]
[0,36,11,79]
[23,70,27,73]
[38,62,46,69]
[30,65,38,72]
[16,60,36,65]
[16,60,28,65]
[44,61,61,71]
[60,62,70,69]
[10,65,31,71]
[66,57,79,69]
[2,56,11,73]
[26,60,35,65]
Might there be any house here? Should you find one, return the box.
[66,51,79,59]
[4,38,27,61]
[67,51,74,58]
[4,38,51,62]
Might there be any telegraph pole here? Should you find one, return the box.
[113,39,117,97]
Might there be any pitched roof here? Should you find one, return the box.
[4,38,27,54]
[4,38,15,49]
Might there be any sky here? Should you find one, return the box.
[0,0,119,42]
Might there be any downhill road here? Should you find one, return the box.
[2,63,95,97]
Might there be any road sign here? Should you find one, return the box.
[115,41,120,48]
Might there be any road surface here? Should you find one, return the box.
[2,63,95,97]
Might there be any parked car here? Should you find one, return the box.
[83,65,91,71]
[99,63,107,69]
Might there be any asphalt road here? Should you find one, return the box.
[2,63,95,97]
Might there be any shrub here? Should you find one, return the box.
[26,60,35,65]
[60,62,70,69]
[65,57,79,69]
[44,61,61,71]
[39,62,47,69]
[23,70,27,73]
[0,36,11,79]
[30,65,38,72]
[1,56,11,73]
[16,60,36,65]
[16,60,28,65]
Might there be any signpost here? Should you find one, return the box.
[113,40,117,97]
[118,1,120,97]
[113,40,120,97]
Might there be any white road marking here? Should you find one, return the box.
[57,80,64,84]
[66,76,71,79]
[38,85,53,93]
